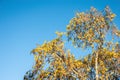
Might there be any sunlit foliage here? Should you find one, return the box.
[66,6,120,80]
[24,6,120,80]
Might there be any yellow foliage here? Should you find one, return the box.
[28,7,120,80]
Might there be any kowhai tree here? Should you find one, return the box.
[24,6,120,80]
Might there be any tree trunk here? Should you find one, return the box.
[95,52,98,80]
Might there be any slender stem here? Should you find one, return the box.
[95,51,98,80]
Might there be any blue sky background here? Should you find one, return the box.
[0,0,120,80]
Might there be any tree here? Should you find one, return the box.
[66,6,120,80]
[24,6,120,80]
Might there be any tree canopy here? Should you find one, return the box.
[24,6,120,80]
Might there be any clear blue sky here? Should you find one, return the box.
[0,0,120,80]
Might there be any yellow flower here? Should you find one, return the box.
[101,17,105,22]
[114,54,118,58]
[34,55,38,61]
[55,31,63,37]
[66,25,71,30]
[111,13,116,18]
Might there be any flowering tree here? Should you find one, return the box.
[24,6,120,80]
[66,6,120,80]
